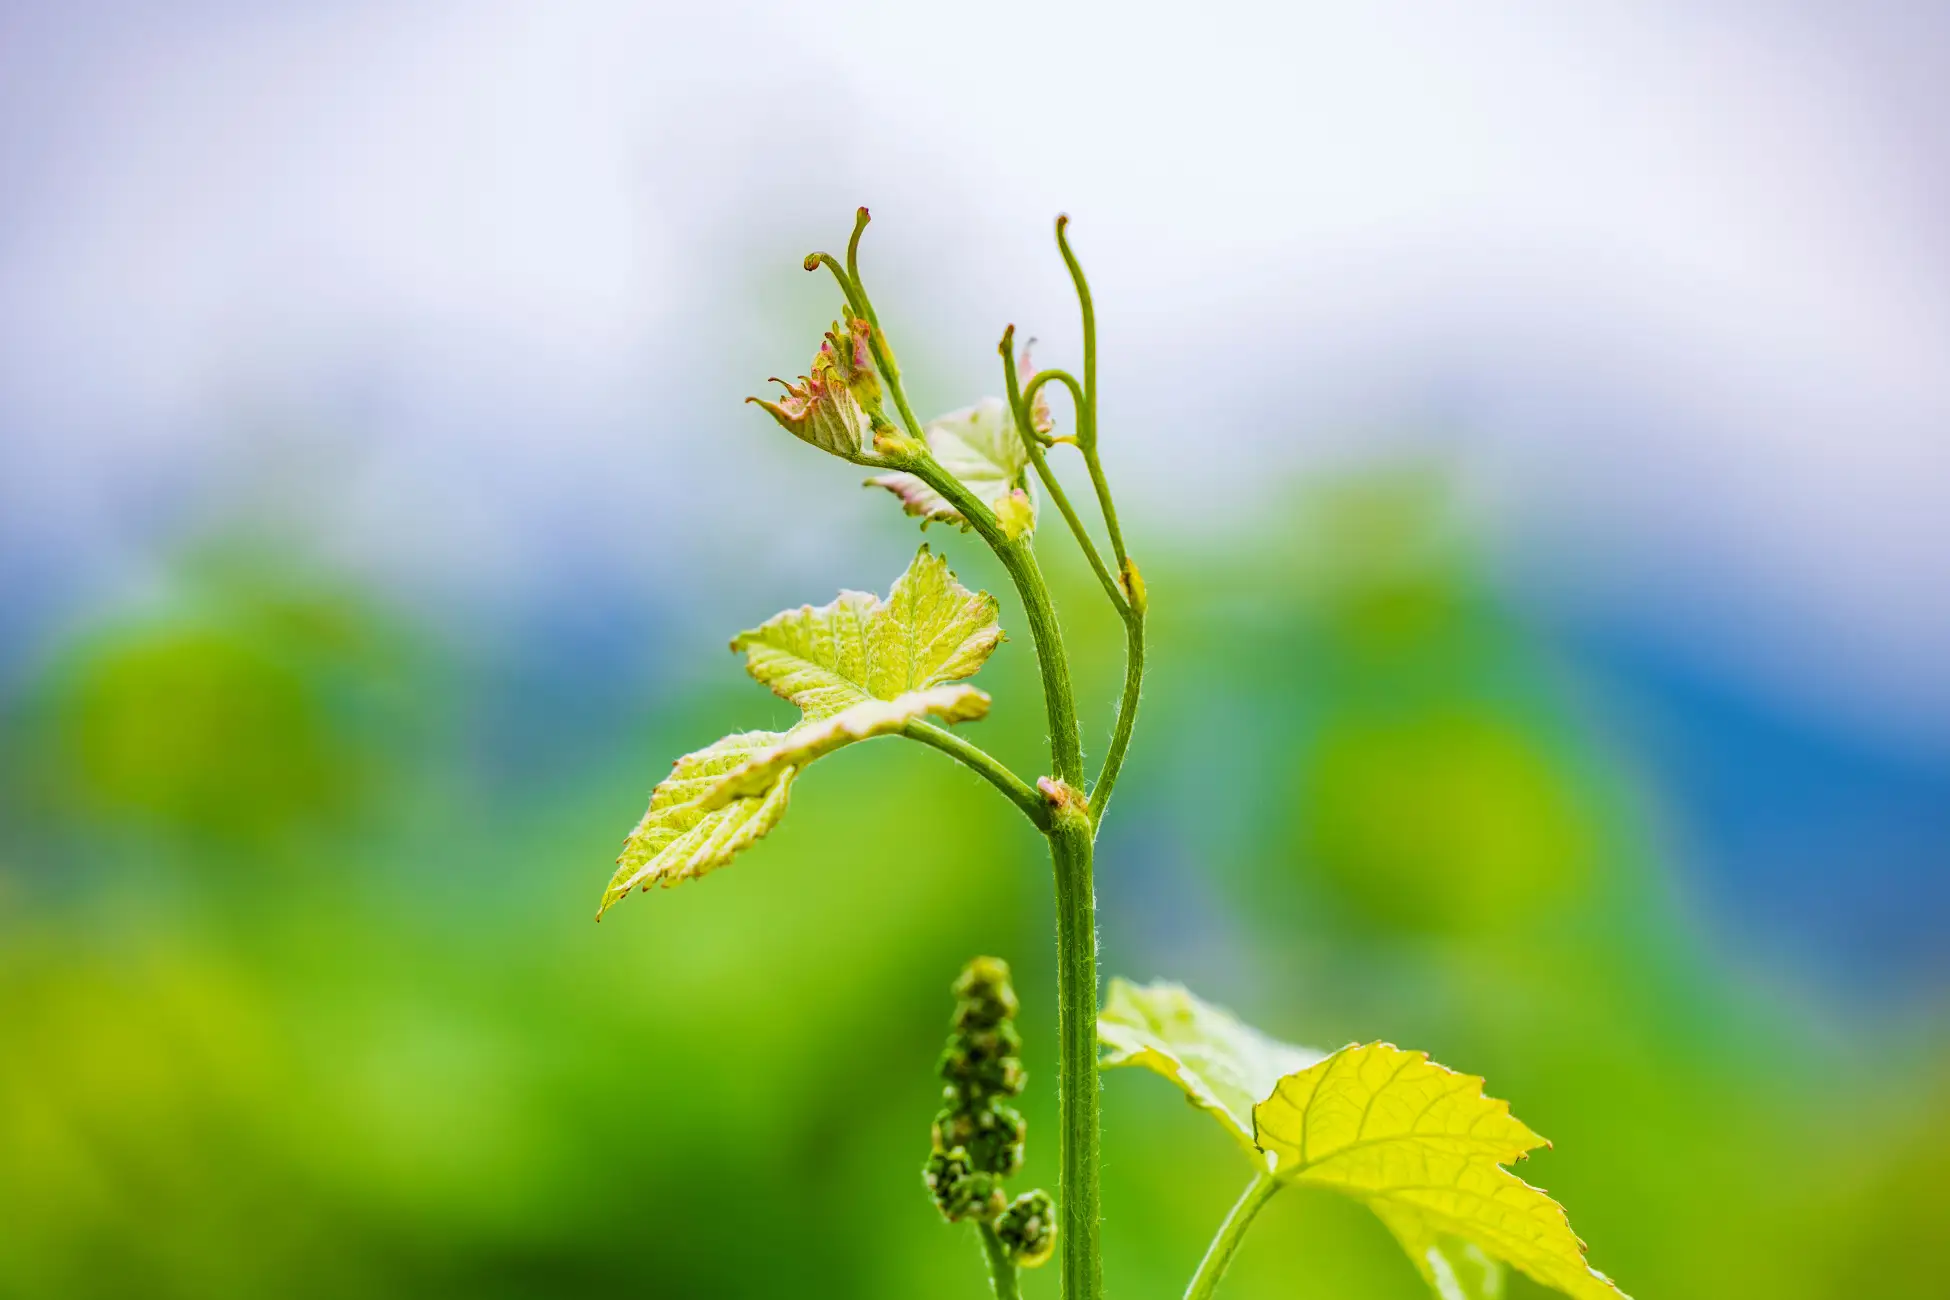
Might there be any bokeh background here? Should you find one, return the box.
[3,2,1948,1296]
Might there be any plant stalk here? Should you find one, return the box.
[903,720,1051,830]
[1001,332,1128,619]
[1184,1173,1282,1300]
[838,221,1106,1298]
[1050,815,1101,1300]
[978,1221,1023,1300]
[1089,612,1145,825]
[903,458,1099,1298]
[994,538,1085,787]
[888,453,1085,791]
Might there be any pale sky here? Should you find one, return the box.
[3,0,1946,739]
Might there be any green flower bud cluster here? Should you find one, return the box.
[923,956,1055,1269]
[995,1187,1057,1268]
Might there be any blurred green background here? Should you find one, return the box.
[5,3,1949,1296]
[5,470,1946,1297]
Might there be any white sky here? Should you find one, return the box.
[2,0,1946,740]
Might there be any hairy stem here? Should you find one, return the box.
[902,455,1096,1298]
[1184,1174,1282,1300]
[1089,613,1145,826]
[903,720,1050,831]
[895,454,1084,788]
[1050,816,1101,1300]
[978,1221,1023,1300]
[999,539,1085,787]
[1080,435,1142,827]
[1007,223,1146,829]
[836,219,1107,1298]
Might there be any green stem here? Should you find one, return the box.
[978,1221,1023,1300]
[1031,219,1146,828]
[811,220,927,441]
[1184,1173,1282,1300]
[1081,444,1129,572]
[1050,815,1101,1300]
[1001,331,1128,618]
[1025,458,1120,616]
[901,460,1096,1299]
[894,453,1084,788]
[1022,367,1088,436]
[924,448,1097,1300]
[845,206,872,297]
[830,215,1106,1299]
[1089,613,1145,826]
[915,454,1096,1300]
[1054,216,1097,451]
[998,538,1085,788]
[903,720,1050,831]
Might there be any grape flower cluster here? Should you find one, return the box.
[923,957,1055,1268]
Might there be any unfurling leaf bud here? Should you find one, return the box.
[996,1189,1057,1268]
[747,312,884,459]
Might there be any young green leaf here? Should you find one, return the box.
[867,398,1037,530]
[1254,1042,1623,1300]
[600,730,797,916]
[732,545,1003,718]
[1097,978,1325,1161]
[1099,982,1622,1300]
[601,686,992,916]
[602,548,1006,917]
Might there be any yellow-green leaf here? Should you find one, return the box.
[604,549,1004,916]
[1255,1042,1625,1300]
[731,545,1002,718]
[1097,978,1326,1160]
[1098,982,1625,1300]
[697,685,989,808]
[866,397,1037,530]
[600,730,797,916]
[1382,1222,1506,1300]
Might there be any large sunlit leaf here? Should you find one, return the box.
[866,397,1037,531]
[1097,978,1325,1160]
[731,545,1002,718]
[1255,1042,1626,1300]
[1099,982,1623,1300]
[603,549,1003,916]
[1377,1218,1507,1300]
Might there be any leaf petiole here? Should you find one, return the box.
[1184,1173,1283,1300]
[902,719,1050,831]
